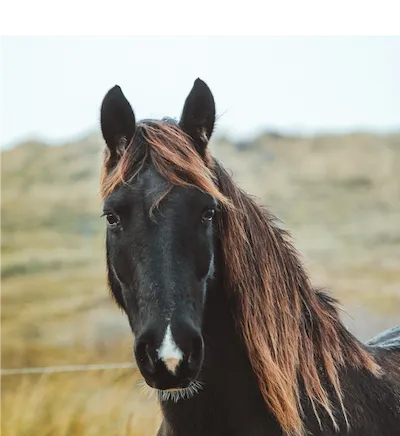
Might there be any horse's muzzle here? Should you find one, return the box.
[134,321,204,390]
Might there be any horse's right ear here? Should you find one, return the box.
[100,85,136,164]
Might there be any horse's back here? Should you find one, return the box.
[367,326,400,351]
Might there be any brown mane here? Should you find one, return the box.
[100,121,230,208]
[100,121,380,436]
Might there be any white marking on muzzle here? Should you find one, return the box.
[157,324,183,374]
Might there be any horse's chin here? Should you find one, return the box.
[156,380,204,402]
[161,387,184,392]
[139,379,203,402]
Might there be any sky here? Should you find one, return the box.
[2,37,400,148]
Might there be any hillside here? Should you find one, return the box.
[1,131,400,436]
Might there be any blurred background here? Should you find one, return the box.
[1,36,399,435]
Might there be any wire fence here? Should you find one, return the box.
[1,362,136,376]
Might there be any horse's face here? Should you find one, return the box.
[104,172,217,390]
[100,79,217,392]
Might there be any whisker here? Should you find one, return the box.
[137,379,157,401]
[157,380,204,403]
[136,377,204,403]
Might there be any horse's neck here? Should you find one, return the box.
[158,243,399,436]
[158,276,399,436]
[159,276,282,436]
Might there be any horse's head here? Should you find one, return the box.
[100,79,223,392]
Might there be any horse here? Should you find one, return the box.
[99,78,400,436]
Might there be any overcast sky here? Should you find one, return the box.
[2,37,399,148]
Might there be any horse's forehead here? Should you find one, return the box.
[138,165,166,191]
[135,165,198,211]
[135,165,178,208]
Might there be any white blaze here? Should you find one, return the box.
[157,324,183,374]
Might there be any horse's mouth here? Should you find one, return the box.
[162,387,184,392]
[139,379,203,402]
[156,380,204,402]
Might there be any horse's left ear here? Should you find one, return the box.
[179,78,216,156]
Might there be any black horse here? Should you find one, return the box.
[99,79,400,436]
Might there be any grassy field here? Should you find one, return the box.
[1,130,400,435]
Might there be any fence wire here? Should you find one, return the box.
[1,362,136,376]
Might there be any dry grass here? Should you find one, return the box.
[1,130,399,435]
[1,370,161,436]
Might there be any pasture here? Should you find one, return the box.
[1,131,400,435]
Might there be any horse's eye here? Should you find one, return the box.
[202,208,216,222]
[106,213,120,228]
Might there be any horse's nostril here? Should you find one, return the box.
[188,335,204,369]
[135,339,156,375]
